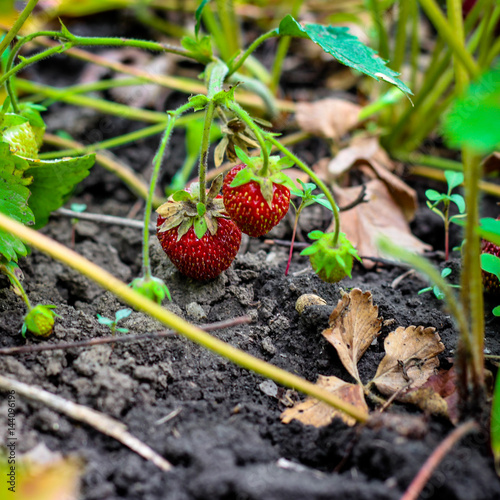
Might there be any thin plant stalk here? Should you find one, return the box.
[392,0,411,73]
[0,0,40,57]
[1,264,32,311]
[0,212,369,424]
[198,100,216,205]
[215,0,240,60]
[142,103,192,278]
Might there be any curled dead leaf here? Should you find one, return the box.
[373,325,445,398]
[281,375,368,427]
[295,98,362,142]
[322,289,382,383]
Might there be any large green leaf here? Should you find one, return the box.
[0,143,34,261]
[277,15,412,97]
[25,154,96,229]
[443,64,500,153]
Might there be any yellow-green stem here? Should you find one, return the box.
[0,0,40,57]
[0,212,369,423]
[1,264,32,311]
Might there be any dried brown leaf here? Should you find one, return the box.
[280,375,368,427]
[322,289,382,383]
[373,325,445,398]
[295,98,362,142]
[331,178,431,268]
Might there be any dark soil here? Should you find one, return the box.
[2,9,500,500]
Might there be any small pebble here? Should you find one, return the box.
[295,294,327,314]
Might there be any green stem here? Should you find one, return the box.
[1,264,32,311]
[417,0,479,78]
[478,5,500,68]
[15,79,167,123]
[228,100,269,174]
[367,0,390,61]
[142,103,192,278]
[393,152,462,171]
[198,101,216,206]
[409,0,420,90]
[270,0,303,94]
[0,212,369,423]
[215,0,240,59]
[392,0,411,73]
[0,0,40,58]
[268,136,341,247]
[228,30,278,77]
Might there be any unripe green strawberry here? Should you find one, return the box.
[1,119,39,158]
[130,275,171,303]
[301,231,361,283]
[223,163,291,237]
[22,304,59,338]
[482,239,500,294]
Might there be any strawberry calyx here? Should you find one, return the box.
[156,174,228,241]
[228,146,295,208]
[301,230,362,283]
[22,304,59,338]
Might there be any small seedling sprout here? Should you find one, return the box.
[70,203,87,249]
[418,267,460,300]
[97,308,132,335]
[425,170,466,260]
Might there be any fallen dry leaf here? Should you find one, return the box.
[331,178,431,267]
[281,375,369,427]
[373,325,445,398]
[295,98,362,142]
[322,289,382,383]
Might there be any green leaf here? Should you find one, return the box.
[195,0,211,36]
[229,167,254,188]
[277,15,412,97]
[478,218,500,246]
[0,143,34,261]
[425,189,443,202]
[444,170,464,192]
[443,64,500,153]
[234,145,253,166]
[481,253,500,280]
[25,154,95,228]
[115,308,132,322]
[449,193,466,214]
[96,315,114,326]
[188,94,209,111]
[441,267,452,278]
[493,305,500,317]
[315,197,334,211]
[172,190,192,202]
[194,217,207,239]
[197,202,206,216]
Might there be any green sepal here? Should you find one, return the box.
[197,202,206,216]
[229,166,254,188]
[59,19,75,40]
[172,190,193,202]
[188,94,210,111]
[194,216,208,239]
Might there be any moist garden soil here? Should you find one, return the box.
[2,10,500,500]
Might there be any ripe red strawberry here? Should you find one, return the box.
[223,163,291,237]
[157,215,241,280]
[156,176,241,280]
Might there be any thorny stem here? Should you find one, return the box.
[267,136,341,247]
[1,264,32,311]
[228,100,269,174]
[142,102,192,278]
[0,0,40,58]
[0,212,369,423]
[198,100,216,206]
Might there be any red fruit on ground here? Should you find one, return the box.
[222,164,291,237]
[157,215,241,281]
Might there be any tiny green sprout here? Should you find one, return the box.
[22,304,60,338]
[69,203,87,249]
[301,230,361,284]
[425,170,466,260]
[97,308,132,335]
[285,180,333,276]
[418,267,460,300]
[130,275,171,304]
